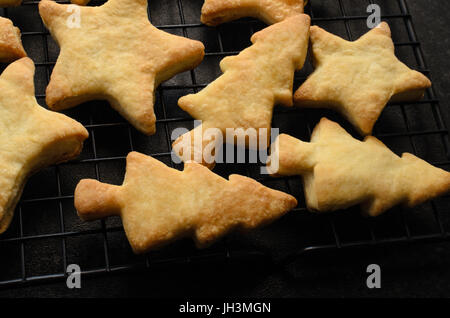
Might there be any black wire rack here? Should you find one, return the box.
[0,0,449,290]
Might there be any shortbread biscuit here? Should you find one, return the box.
[294,23,431,136]
[173,14,310,168]
[39,0,205,135]
[267,118,450,217]
[201,0,308,26]
[0,58,89,234]
[0,17,26,63]
[75,152,297,253]
[0,0,22,7]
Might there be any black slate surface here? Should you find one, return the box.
[0,0,449,297]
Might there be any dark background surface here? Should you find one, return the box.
[0,0,449,297]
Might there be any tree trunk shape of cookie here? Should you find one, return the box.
[38,0,205,135]
[173,14,310,168]
[268,118,450,217]
[0,58,89,234]
[0,17,27,63]
[294,23,431,136]
[201,0,308,26]
[75,152,297,254]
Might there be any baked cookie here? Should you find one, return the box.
[0,17,27,63]
[0,58,89,234]
[267,118,450,217]
[201,0,308,26]
[0,0,22,7]
[75,152,297,253]
[39,0,205,135]
[294,22,431,136]
[173,14,310,168]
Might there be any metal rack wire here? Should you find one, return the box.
[0,0,448,289]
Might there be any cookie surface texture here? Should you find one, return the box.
[0,58,89,234]
[201,0,308,26]
[267,118,450,216]
[0,17,27,63]
[39,0,205,135]
[294,23,431,135]
[75,152,297,253]
[173,14,310,168]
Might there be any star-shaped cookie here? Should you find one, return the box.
[0,0,22,7]
[201,0,308,26]
[267,118,450,216]
[0,58,89,234]
[173,14,310,167]
[0,17,26,63]
[39,0,205,135]
[294,22,432,135]
[75,152,297,253]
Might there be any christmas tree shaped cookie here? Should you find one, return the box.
[173,14,310,167]
[294,23,431,135]
[0,58,89,233]
[267,118,450,216]
[75,152,297,253]
[39,0,205,135]
[201,0,308,26]
[0,17,26,63]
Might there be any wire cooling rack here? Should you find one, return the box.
[0,0,449,289]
